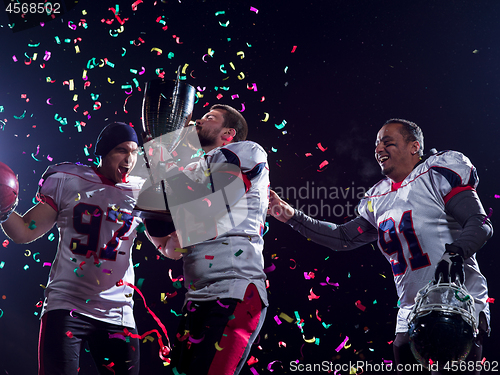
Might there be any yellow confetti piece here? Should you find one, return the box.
[261,112,269,122]
[75,193,81,201]
[237,72,245,80]
[203,169,211,177]
[151,47,163,55]
[278,312,294,323]
[108,77,115,84]
[75,45,80,54]
[215,342,224,351]
[181,63,189,74]
[24,249,31,257]
[33,53,38,61]
[237,51,244,59]
[142,336,154,343]
[71,242,77,250]
[229,62,235,70]
[303,336,316,343]
[367,200,373,212]
[73,94,78,101]
[136,241,142,250]
[69,79,74,91]
[175,248,187,253]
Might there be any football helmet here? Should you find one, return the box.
[408,279,477,369]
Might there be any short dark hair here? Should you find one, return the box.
[384,118,424,156]
[210,104,248,142]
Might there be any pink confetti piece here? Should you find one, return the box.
[335,336,349,352]
[317,142,327,151]
[267,360,282,372]
[217,300,229,308]
[250,6,259,13]
[250,367,259,375]
[274,315,282,325]
[291,45,297,53]
[43,262,52,267]
[263,263,276,273]
[109,333,127,341]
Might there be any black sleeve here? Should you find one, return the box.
[288,210,379,251]
[445,189,493,259]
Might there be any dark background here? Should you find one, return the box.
[0,0,498,373]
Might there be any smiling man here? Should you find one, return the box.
[1,122,144,375]
[268,118,492,375]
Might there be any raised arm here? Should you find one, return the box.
[268,190,378,251]
[1,202,57,244]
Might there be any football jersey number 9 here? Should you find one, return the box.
[378,210,431,276]
[71,203,133,261]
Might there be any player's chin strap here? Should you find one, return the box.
[116,279,172,362]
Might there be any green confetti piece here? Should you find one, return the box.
[324,256,330,260]
[172,367,186,375]
[137,278,145,290]
[322,322,332,329]
[48,233,55,241]
[315,338,320,345]
[86,299,91,303]
[74,268,84,277]
[373,300,378,304]
[133,263,140,268]
[275,120,286,129]
[136,222,146,233]
[170,309,182,317]
[0,261,4,269]
[214,10,225,16]
[172,281,182,289]
[24,265,29,271]
[228,314,235,320]
[234,249,243,257]
[168,52,174,59]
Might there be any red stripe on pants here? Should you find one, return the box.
[207,284,262,375]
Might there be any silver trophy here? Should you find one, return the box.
[133,75,196,220]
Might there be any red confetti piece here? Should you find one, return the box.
[247,356,258,366]
[355,300,366,311]
[308,288,320,301]
[317,143,327,152]
[66,331,74,338]
[486,297,495,303]
[205,255,214,260]
[317,160,329,171]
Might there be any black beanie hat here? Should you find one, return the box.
[95,122,139,158]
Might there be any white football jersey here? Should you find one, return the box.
[39,163,144,328]
[357,151,490,332]
[177,141,270,306]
